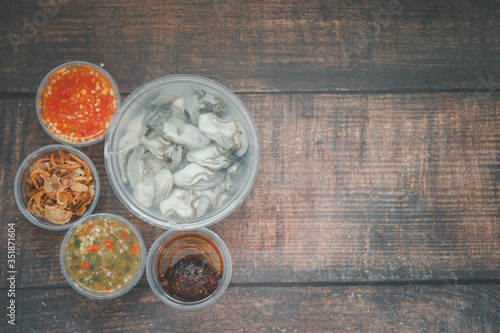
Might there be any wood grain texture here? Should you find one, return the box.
[1,0,500,93]
[2,1,500,330]
[1,284,498,332]
[1,92,498,289]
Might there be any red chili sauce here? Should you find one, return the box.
[40,64,118,144]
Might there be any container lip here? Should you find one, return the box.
[14,144,100,231]
[145,228,232,310]
[36,61,122,147]
[60,213,147,299]
[104,74,260,230]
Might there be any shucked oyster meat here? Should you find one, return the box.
[186,144,232,171]
[198,113,248,157]
[159,188,210,219]
[185,89,224,124]
[117,87,249,221]
[160,120,211,149]
[173,163,225,191]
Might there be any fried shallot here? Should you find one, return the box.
[25,151,95,224]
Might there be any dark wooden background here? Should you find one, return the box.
[1,0,499,332]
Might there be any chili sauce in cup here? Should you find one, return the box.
[37,61,121,146]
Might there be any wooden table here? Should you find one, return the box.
[1,0,499,331]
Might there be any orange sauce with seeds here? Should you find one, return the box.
[40,64,118,144]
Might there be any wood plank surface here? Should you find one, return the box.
[1,0,500,93]
[1,92,498,289]
[1,284,498,332]
[2,1,500,331]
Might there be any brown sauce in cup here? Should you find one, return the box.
[159,254,220,301]
[156,233,224,302]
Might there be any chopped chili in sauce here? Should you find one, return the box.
[40,64,118,144]
[65,217,142,295]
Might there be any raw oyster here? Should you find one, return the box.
[171,95,187,119]
[127,145,147,189]
[133,167,155,207]
[117,87,251,221]
[140,128,183,167]
[227,161,242,176]
[170,152,189,174]
[159,188,210,219]
[127,150,174,207]
[186,144,232,170]
[149,89,184,113]
[140,131,172,160]
[154,168,173,200]
[198,113,248,156]
[185,89,224,124]
[160,120,210,149]
[118,132,140,184]
[142,151,168,172]
[195,175,234,210]
[173,163,224,190]
[148,89,187,121]
[126,111,146,137]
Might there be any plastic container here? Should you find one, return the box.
[14,144,100,230]
[60,213,146,299]
[36,61,121,146]
[104,75,260,229]
[146,228,232,310]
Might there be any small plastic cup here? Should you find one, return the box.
[146,228,232,310]
[60,213,146,299]
[36,61,121,146]
[14,144,100,231]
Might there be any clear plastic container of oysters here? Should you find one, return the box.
[104,75,260,229]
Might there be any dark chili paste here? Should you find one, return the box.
[160,254,220,302]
